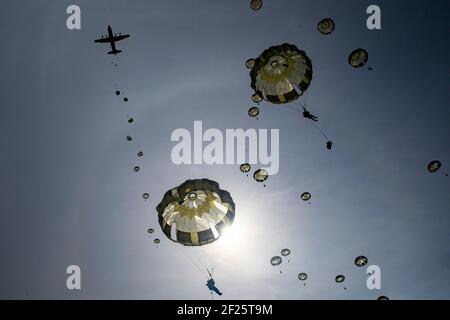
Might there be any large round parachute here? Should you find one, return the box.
[318,18,335,35]
[301,192,311,201]
[270,256,282,266]
[281,248,291,257]
[335,275,345,283]
[348,48,368,68]
[354,256,368,267]
[252,93,263,104]
[240,163,251,173]
[246,58,256,69]
[427,160,441,173]
[156,179,235,246]
[250,43,313,104]
[248,106,260,118]
[253,169,269,183]
[298,272,308,281]
[250,0,262,11]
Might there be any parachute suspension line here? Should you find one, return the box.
[172,244,209,280]
[311,121,330,141]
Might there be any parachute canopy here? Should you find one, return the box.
[126,136,133,142]
[252,93,263,104]
[253,169,269,182]
[147,228,154,234]
[335,275,345,283]
[154,238,160,244]
[142,193,150,200]
[250,0,262,11]
[318,18,335,35]
[281,248,291,256]
[377,296,389,300]
[427,160,441,173]
[133,166,140,173]
[137,151,144,157]
[298,273,308,281]
[156,179,235,246]
[246,58,256,69]
[270,256,282,266]
[348,48,368,68]
[250,43,313,104]
[248,106,260,118]
[240,163,251,173]
[355,256,368,267]
[301,192,311,201]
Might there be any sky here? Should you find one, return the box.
[0,0,449,299]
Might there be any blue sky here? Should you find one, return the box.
[0,0,449,299]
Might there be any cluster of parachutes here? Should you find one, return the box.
[103,51,160,247]
[270,248,291,274]
[240,163,269,187]
[269,253,388,298]
[244,15,372,152]
[93,3,445,299]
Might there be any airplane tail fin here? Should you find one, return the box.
[108,50,122,55]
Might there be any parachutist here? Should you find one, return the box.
[326,141,333,150]
[302,107,318,122]
[206,269,222,296]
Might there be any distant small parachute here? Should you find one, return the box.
[124,97,129,102]
[355,256,368,267]
[348,48,368,68]
[137,151,144,157]
[115,90,121,96]
[252,93,263,104]
[240,163,251,174]
[133,166,140,173]
[377,296,389,300]
[318,18,335,35]
[301,192,311,202]
[250,43,313,104]
[246,58,256,69]
[142,193,150,200]
[147,228,154,234]
[427,160,441,173]
[156,179,235,246]
[250,0,262,11]
[128,117,134,124]
[270,256,282,266]
[298,273,308,282]
[281,249,291,256]
[248,106,260,119]
[126,136,133,142]
[335,275,345,283]
[253,169,268,186]
[154,238,160,244]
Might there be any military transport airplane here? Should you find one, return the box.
[94,25,130,55]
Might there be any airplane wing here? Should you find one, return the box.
[94,37,110,43]
[112,34,130,42]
